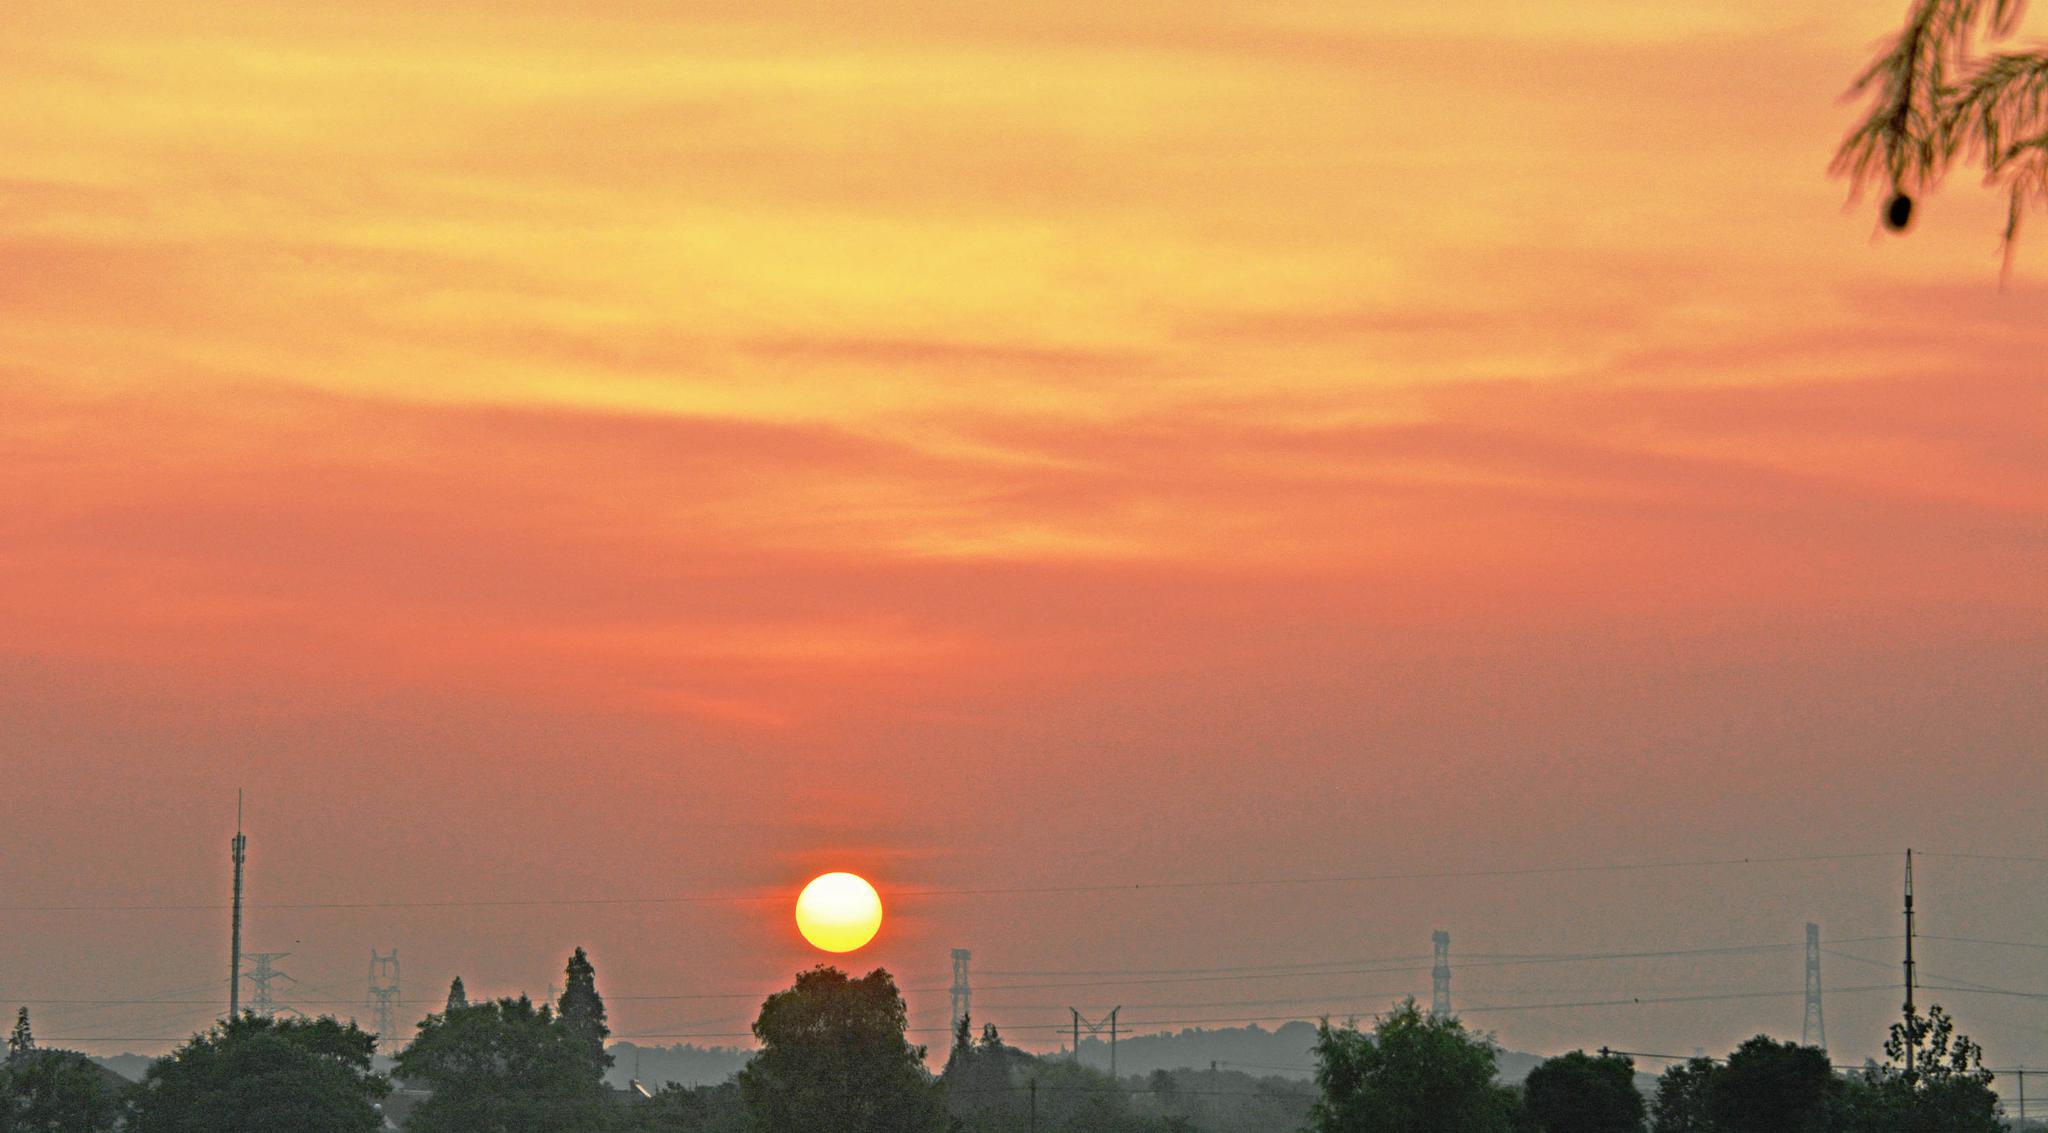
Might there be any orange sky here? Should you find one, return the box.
[1,0,2043,1075]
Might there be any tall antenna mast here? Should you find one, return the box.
[1903,847,1916,1077]
[229,791,247,1019]
[1801,922,1826,1050]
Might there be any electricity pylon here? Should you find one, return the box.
[368,950,402,1039]
[1802,923,1825,1050]
[1070,1007,1121,1077]
[950,949,972,1030]
[244,952,293,1018]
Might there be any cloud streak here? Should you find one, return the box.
[1,0,2043,1067]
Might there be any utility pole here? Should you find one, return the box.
[229,792,246,1019]
[1903,848,1917,1078]
[245,952,292,1018]
[950,949,972,1031]
[1802,922,1826,1050]
[1029,1078,1037,1133]
[1431,930,1452,1019]
[367,950,402,1039]
[1111,1006,1119,1079]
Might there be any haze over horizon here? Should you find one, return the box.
[1,0,2042,1086]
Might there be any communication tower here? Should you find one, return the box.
[229,794,247,1019]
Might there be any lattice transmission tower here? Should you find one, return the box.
[1802,923,1825,1049]
[368,950,402,1039]
[244,952,293,1018]
[1431,930,1452,1019]
[949,949,972,1030]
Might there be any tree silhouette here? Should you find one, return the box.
[395,994,612,1133]
[1648,1056,1720,1133]
[1522,1050,1644,1133]
[1307,1000,1514,1133]
[2,1008,122,1133]
[1836,1004,2004,1133]
[739,966,946,1133]
[557,947,612,1076]
[0,1048,124,1133]
[7,1008,31,1057]
[1705,1036,1836,1133]
[1835,0,2047,260]
[617,1080,748,1132]
[944,1012,976,1080]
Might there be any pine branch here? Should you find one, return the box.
[1835,0,2046,254]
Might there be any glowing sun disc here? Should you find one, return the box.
[795,872,884,953]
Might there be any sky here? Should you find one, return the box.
[1,0,2044,1084]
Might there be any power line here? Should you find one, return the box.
[942,942,1816,995]
[0,850,1896,914]
[1,937,1855,1011]
[1920,934,2048,954]
[1922,985,2048,1002]
[1825,948,2033,998]
[981,953,1429,978]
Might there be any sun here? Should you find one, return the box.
[794,872,884,953]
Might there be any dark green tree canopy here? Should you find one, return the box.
[1648,1056,1719,1133]
[1522,1050,1644,1133]
[125,1013,388,1133]
[1706,1036,1837,1133]
[1,1009,124,1133]
[618,1080,749,1133]
[1833,1005,2003,1133]
[1643,1012,2003,1133]
[944,1013,977,1079]
[738,966,946,1133]
[939,1013,1057,1132]
[1308,1000,1514,1133]
[394,993,612,1133]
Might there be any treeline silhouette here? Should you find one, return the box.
[1,952,2025,1132]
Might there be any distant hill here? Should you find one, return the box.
[1071,1022,1321,1080]
[90,1053,152,1083]
[1068,1023,1655,1091]
[603,1041,752,1090]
